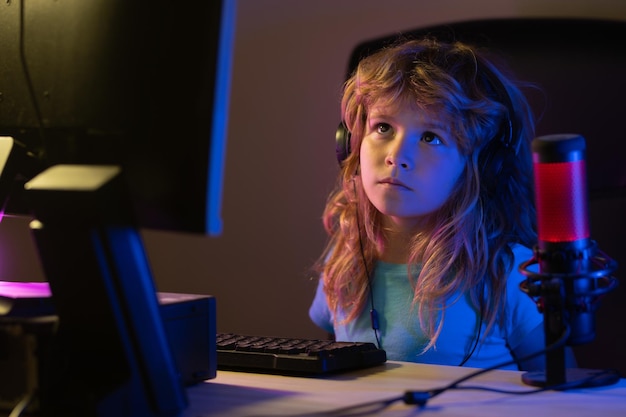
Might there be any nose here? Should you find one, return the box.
[385,134,413,170]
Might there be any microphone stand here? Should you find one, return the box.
[519,242,619,388]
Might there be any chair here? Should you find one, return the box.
[345,18,626,376]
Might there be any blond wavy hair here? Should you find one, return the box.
[316,37,537,350]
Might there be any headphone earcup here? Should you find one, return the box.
[479,140,506,179]
[478,114,519,192]
[335,121,351,165]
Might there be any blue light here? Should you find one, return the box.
[206,0,238,236]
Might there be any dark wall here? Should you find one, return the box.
[0,1,624,375]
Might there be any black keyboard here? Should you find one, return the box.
[216,333,387,375]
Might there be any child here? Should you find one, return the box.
[309,37,560,371]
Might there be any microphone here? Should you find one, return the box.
[533,134,595,345]
[519,133,618,387]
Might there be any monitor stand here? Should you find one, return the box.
[24,164,187,417]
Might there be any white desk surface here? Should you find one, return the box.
[183,361,626,417]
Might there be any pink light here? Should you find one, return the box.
[0,281,51,299]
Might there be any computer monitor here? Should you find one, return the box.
[0,0,236,415]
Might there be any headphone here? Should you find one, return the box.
[334,70,521,184]
[336,116,518,181]
[475,67,520,188]
[335,121,351,166]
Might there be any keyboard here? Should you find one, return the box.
[216,333,387,375]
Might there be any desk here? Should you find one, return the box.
[184,361,626,416]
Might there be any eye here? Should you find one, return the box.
[421,131,443,145]
[376,123,392,135]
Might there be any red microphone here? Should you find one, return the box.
[532,134,591,273]
[520,134,618,387]
[529,134,616,345]
[532,134,595,345]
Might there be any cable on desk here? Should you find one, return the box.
[287,394,405,417]
[403,325,573,406]
[294,325,619,416]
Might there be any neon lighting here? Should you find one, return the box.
[207,0,237,236]
[534,160,590,242]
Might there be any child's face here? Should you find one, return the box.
[359,102,466,231]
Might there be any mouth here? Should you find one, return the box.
[379,177,412,190]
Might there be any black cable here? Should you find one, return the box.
[352,178,489,360]
[458,281,485,366]
[296,325,605,417]
[402,324,572,406]
[18,0,47,155]
[287,394,404,417]
[353,179,382,350]
[353,175,486,361]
